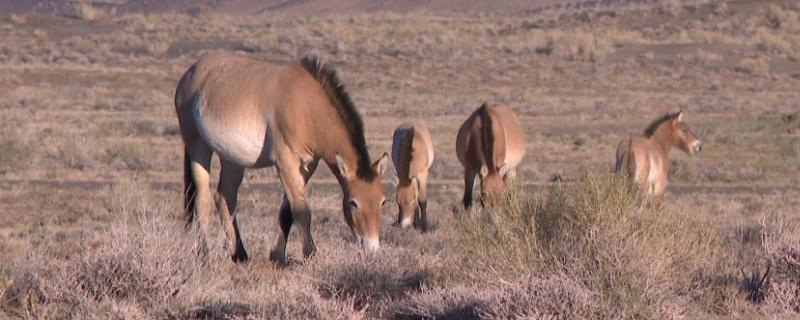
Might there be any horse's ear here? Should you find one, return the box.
[373,152,389,176]
[675,110,684,123]
[335,153,351,179]
[479,165,489,177]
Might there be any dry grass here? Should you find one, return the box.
[1,0,800,318]
[0,186,366,319]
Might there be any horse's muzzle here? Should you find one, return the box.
[691,141,703,154]
[360,237,381,252]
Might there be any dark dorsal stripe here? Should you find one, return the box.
[399,126,415,180]
[643,111,680,137]
[299,55,375,181]
[478,103,495,170]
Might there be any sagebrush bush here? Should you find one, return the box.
[446,171,725,319]
[450,186,539,278]
[761,216,800,313]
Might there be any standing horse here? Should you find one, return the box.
[615,110,702,196]
[174,53,389,263]
[456,103,526,208]
[391,122,434,230]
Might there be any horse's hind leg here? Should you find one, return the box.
[415,175,429,231]
[187,143,213,255]
[216,159,248,262]
[270,157,319,263]
[270,195,293,263]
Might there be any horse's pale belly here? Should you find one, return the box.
[194,105,274,168]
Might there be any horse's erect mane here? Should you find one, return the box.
[299,55,375,180]
[643,111,681,137]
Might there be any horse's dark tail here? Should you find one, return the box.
[615,139,635,178]
[183,148,197,229]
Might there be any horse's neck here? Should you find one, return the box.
[649,126,674,157]
[318,128,362,184]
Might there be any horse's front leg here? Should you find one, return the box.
[270,156,319,263]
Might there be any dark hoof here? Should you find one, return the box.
[302,247,317,259]
[269,250,285,264]
[231,249,249,263]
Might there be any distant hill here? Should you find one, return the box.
[0,0,673,15]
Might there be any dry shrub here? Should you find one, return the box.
[76,0,106,21]
[447,171,724,319]
[669,158,702,183]
[0,208,200,318]
[0,192,365,319]
[393,285,484,319]
[756,29,791,55]
[171,278,365,320]
[479,274,601,319]
[659,0,684,16]
[306,243,425,312]
[0,138,32,174]
[537,172,722,318]
[764,4,797,30]
[105,144,151,171]
[450,187,538,277]
[711,0,728,16]
[394,274,600,320]
[57,134,92,170]
[761,216,800,313]
[544,29,616,62]
[735,57,770,77]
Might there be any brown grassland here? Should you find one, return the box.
[1,0,800,318]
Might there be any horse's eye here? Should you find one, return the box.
[381,200,387,207]
[349,200,359,208]
[682,128,689,133]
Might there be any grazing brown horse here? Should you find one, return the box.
[615,110,702,197]
[174,53,389,263]
[391,122,434,230]
[456,103,526,208]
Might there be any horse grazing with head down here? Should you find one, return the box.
[174,53,389,263]
[615,110,702,197]
[456,103,526,208]
[391,122,434,231]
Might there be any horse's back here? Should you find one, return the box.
[175,53,295,167]
[456,108,484,170]
[393,123,434,180]
[409,123,434,176]
[456,104,524,173]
